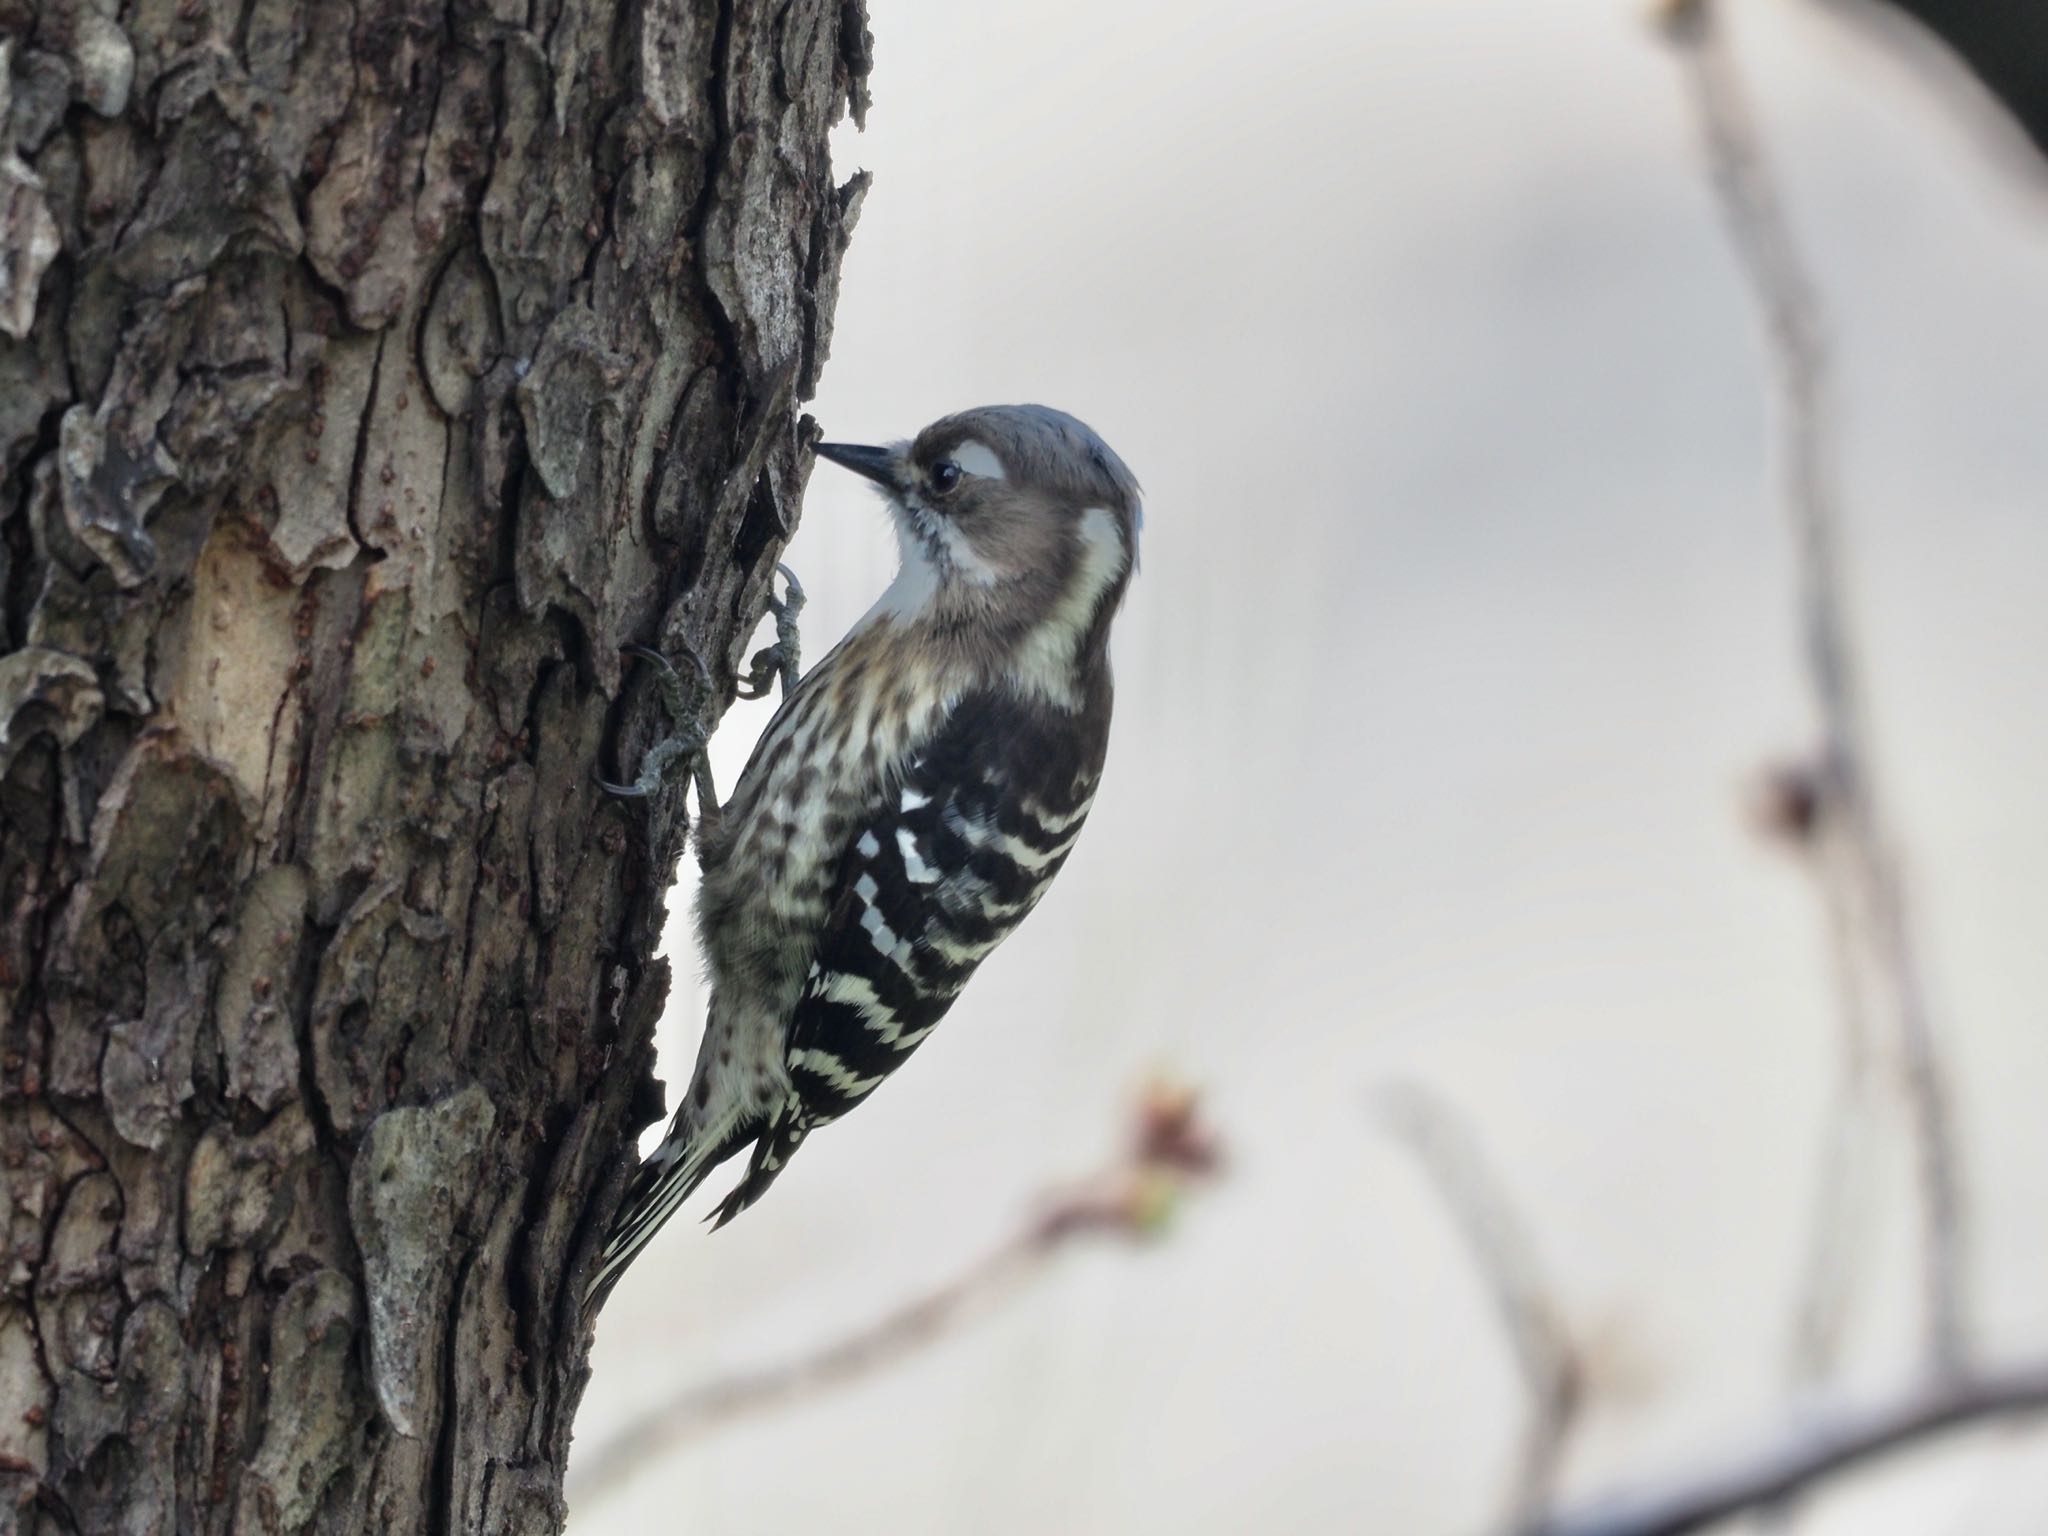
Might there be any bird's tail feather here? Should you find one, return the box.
[706,1107,813,1230]
[584,1118,748,1305]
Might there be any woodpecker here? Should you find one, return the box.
[586,404,1142,1303]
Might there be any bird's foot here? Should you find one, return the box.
[596,643,717,805]
[734,563,806,702]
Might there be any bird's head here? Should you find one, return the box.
[816,405,1142,675]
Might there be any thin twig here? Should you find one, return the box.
[1669,0,1969,1378]
[1375,1084,1583,1526]
[1784,834,1880,1385]
[569,1081,1222,1506]
[1522,1359,2048,1536]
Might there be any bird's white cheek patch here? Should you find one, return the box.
[1004,507,1127,709]
[950,439,1006,481]
[1077,505,1124,573]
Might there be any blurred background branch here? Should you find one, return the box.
[1376,1085,1585,1528]
[1525,1358,2048,1536]
[1669,0,1970,1379]
[571,1082,1222,1508]
[1388,7,2048,1531]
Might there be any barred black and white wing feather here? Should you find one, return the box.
[706,687,1106,1224]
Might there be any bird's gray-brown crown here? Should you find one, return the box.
[922,403,1141,527]
[819,404,1139,517]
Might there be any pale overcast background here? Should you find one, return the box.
[574,1,2048,1531]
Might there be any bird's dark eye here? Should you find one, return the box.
[929,460,962,496]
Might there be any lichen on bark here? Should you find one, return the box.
[0,0,873,1529]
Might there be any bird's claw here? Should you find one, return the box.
[735,563,806,701]
[600,641,716,802]
[619,642,674,672]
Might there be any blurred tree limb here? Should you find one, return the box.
[1379,1089,2048,1536]
[1383,9,2036,1534]
[1376,1087,1583,1529]
[1668,0,1971,1380]
[1524,1361,2048,1536]
[569,1082,1222,1508]
[1380,1096,2048,1536]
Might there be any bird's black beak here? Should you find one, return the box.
[814,441,897,489]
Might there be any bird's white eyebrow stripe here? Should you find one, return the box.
[948,440,1006,481]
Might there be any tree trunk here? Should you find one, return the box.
[0,1,870,1530]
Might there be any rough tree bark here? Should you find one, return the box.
[0,0,870,1530]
